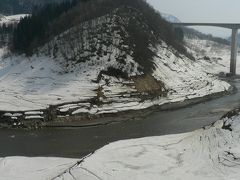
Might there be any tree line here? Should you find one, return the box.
[12,0,80,54]
[0,0,72,15]
[12,0,188,58]
[0,23,15,47]
[183,27,230,45]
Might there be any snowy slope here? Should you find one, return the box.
[54,113,240,180]
[0,40,230,114]
[0,53,97,111]
[0,14,28,25]
[1,111,240,179]
[0,157,76,180]
[0,9,230,117]
[184,37,239,75]
[152,43,230,101]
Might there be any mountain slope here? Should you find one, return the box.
[0,1,231,127]
[159,12,230,46]
[184,33,236,75]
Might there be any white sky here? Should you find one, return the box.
[146,0,240,38]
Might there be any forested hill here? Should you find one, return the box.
[0,0,72,14]
[0,0,231,124]
[183,27,230,46]
[12,0,187,59]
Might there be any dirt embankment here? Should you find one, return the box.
[132,74,167,97]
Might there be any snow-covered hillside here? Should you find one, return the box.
[0,14,28,25]
[0,42,230,113]
[0,7,231,127]
[184,37,239,75]
[161,12,181,23]
[1,110,240,180]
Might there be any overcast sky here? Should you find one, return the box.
[146,0,240,38]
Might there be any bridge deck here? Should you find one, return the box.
[172,23,240,29]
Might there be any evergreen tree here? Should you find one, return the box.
[13,0,79,54]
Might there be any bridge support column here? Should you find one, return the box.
[230,28,238,76]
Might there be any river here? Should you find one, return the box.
[0,78,240,158]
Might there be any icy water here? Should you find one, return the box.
[0,78,240,158]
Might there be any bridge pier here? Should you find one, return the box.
[230,28,238,76]
[173,23,240,75]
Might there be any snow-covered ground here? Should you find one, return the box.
[185,37,240,74]
[0,9,232,116]
[0,39,230,114]
[55,113,240,180]
[0,51,97,111]
[0,14,28,25]
[152,43,230,101]
[0,157,76,180]
[0,11,237,180]
[1,112,240,180]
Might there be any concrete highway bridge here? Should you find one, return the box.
[173,23,240,75]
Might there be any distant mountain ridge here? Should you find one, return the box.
[160,12,230,45]
[160,12,181,23]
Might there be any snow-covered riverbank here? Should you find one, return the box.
[0,157,76,180]
[55,111,240,180]
[1,110,240,180]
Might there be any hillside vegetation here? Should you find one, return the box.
[12,0,189,63]
[0,0,231,128]
[0,0,72,14]
[183,27,230,45]
[12,0,78,53]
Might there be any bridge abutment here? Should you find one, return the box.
[230,28,238,76]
